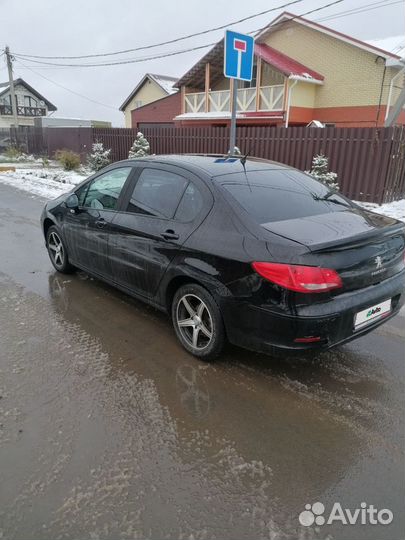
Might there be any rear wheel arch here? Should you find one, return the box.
[165,276,207,314]
[164,272,226,311]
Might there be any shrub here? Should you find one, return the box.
[41,156,50,168]
[88,141,111,171]
[305,153,339,191]
[128,132,150,158]
[55,149,81,171]
[4,145,22,160]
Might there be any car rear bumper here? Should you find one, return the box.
[221,270,405,355]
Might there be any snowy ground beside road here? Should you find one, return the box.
[0,165,404,222]
[0,167,88,199]
[354,199,405,223]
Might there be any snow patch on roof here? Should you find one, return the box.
[366,36,405,58]
[175,112,234,119]
[174,111,285,120]
[149,74,178,95]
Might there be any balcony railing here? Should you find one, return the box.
[184,93,206,114]
[208,90,230,112]
[184,85,284,114]
[0,104,46,117]
[259,85,284,111]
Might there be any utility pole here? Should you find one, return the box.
[5,46,19,130]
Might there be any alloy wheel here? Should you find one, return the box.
[48,231,65,268]
[176,294,213,351]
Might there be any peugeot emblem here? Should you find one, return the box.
[375,255,383,269]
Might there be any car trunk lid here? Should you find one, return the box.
[262,208,405,292]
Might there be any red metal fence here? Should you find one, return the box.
[93,125,405,204]
[8,125,405,204]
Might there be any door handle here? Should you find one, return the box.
[95,218,107,229]
[161,229,179,240]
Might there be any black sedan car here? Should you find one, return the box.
[41,155,405,360]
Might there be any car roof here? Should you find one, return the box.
[120,154,289,177]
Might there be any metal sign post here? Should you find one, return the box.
[229,78,238,154]
[224,30,254,154]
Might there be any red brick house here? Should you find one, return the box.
[131,92,181,130]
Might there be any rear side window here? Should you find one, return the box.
[219,169,351,224]
[174,182,204,222]
[127,168,188,218]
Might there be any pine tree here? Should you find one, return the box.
[128,132,150,158]
[306,153,339,190]
[88,141,111,171]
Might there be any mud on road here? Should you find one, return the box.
[0,183,404,540]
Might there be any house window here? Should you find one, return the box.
[1,95,11,106]
[261,64,284,86]
[24,95,38,107]
[134,100,143,109]
[243,61,257,89]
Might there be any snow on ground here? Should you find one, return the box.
[0,165,404,223]
[0,167,88,199]
[354,200,405,223]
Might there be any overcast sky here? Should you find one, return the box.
[1,0,404,126]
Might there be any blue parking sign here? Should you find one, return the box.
[224,30,254,81]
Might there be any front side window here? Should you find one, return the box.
[127,168,188,218]
[83,167,132,210]
[76,182,89,206]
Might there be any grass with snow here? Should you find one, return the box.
[0,167,89,199]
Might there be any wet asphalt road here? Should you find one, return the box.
[0,182,404,540]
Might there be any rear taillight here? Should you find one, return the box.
[252,262,343,293]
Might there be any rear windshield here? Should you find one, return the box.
[218,169,351,224]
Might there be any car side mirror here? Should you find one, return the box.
[66,193,79,212]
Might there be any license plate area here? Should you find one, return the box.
[354,299,392,330]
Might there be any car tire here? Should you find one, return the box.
[172,283,225,361]
[46,225,75,274]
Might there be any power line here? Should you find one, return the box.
[391,40,405,53]
[12,0,346,68]
[10,0,400,73]
[14,42,217,68]
[13,0,307,60]
[317,0,403,22]
[10,0,400,112]
[16,60,117,110]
